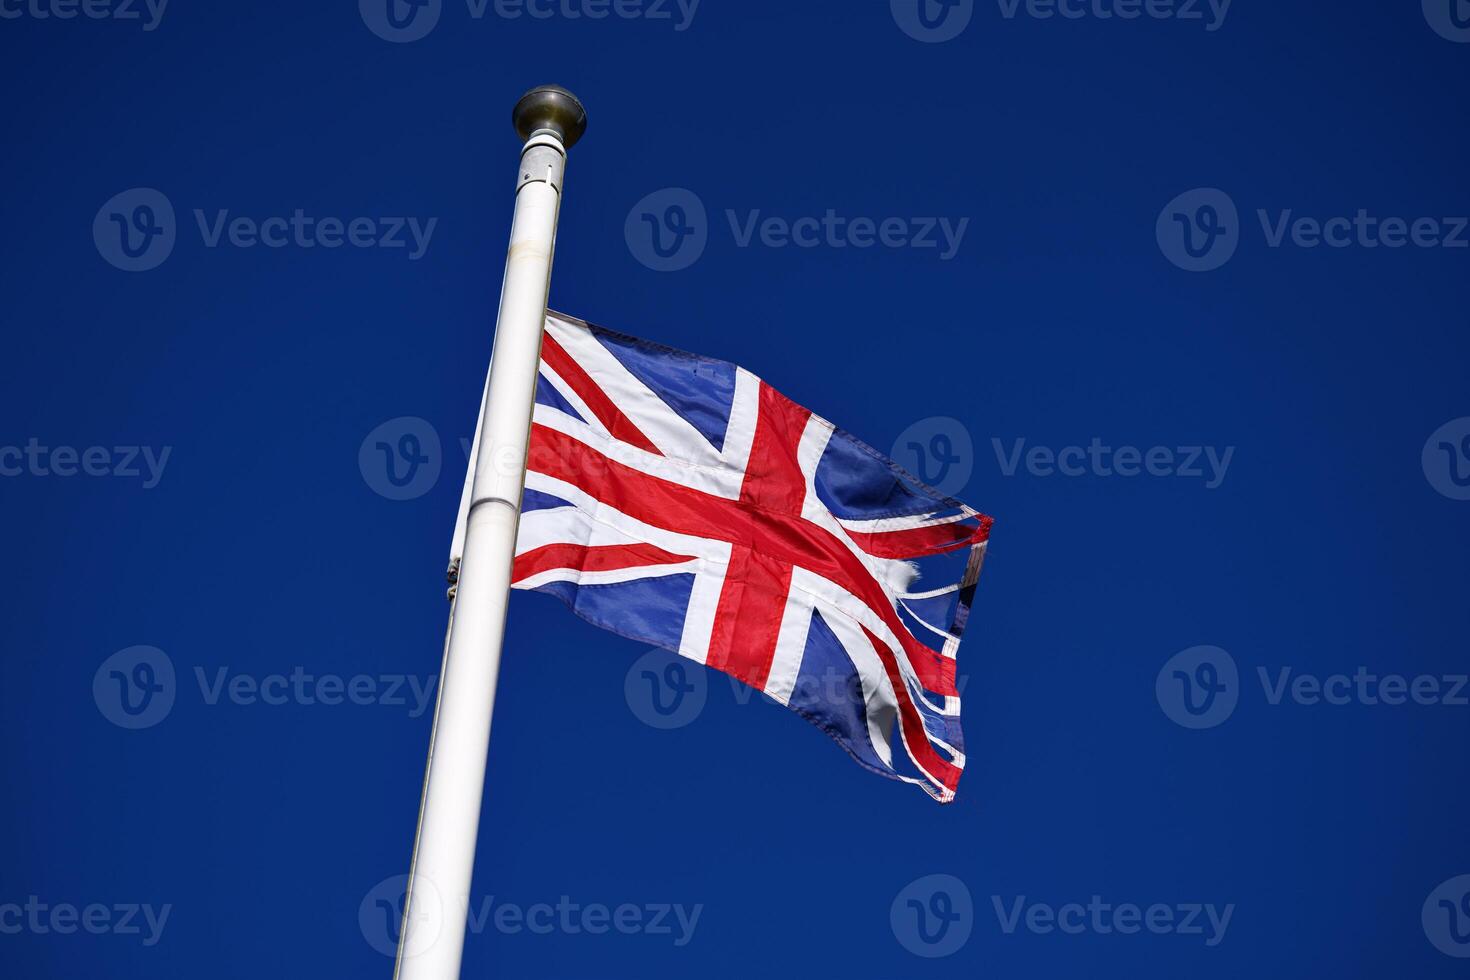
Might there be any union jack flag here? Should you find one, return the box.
[507,312,992,802]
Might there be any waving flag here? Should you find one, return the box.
[506,312,992,802]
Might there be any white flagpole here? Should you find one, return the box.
[395,85,587,980]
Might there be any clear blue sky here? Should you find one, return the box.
[2,2,1468,977]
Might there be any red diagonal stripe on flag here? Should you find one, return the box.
[540,332,663,456]
[845,516,991,560]
[512,541,694,585]
[860,624,963,795]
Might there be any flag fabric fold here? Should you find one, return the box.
[505,311,992,802]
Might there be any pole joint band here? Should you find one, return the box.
[468,495,520,515]
[517,133,567,192]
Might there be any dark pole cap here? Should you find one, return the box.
[512,85,587,148]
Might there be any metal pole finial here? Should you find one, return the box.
[511,84,587,148]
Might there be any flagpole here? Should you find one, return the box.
[395,85,587,980]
